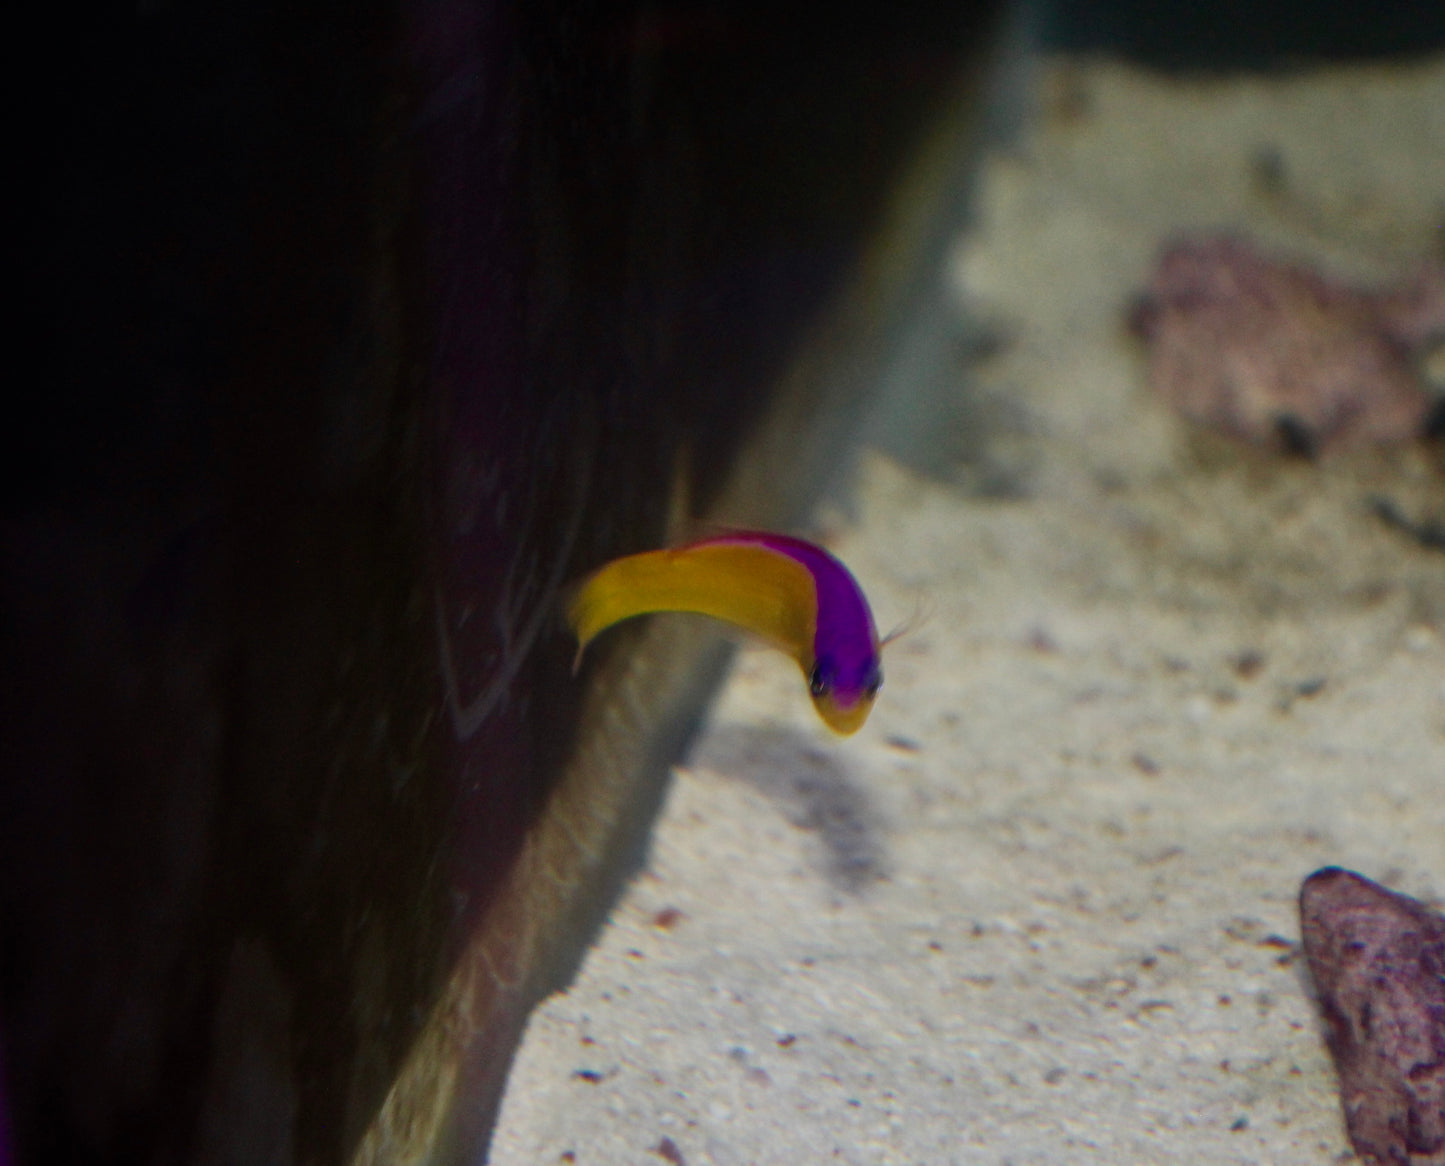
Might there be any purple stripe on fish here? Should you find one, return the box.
[707,532,881,705]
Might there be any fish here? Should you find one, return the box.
[567,532,883,734]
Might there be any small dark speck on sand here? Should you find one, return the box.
[1249,143,1287,196]
[1370,495,1445,554]
[1299,867,1445,1166]
[1027,627,1059,653]
[1233,650,1266,679]
[651,906,686,930]
[653,1135,686,1164]
[1131,752,1161,776]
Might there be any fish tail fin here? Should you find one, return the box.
[558,573,596,673]
[562,555,654,660]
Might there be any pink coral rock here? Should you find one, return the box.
[1132,237,1444,454]
[1300,867,1445,1166]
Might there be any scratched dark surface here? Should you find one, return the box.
[1,0,1000,1162]
[1300,867,1445,1166]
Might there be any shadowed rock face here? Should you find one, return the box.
[1300,867,1445,1166]
[3,0,1000,1162]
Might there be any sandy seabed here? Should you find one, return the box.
[492,57,1445,1165]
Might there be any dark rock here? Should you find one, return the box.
[1299,867,1445,1166]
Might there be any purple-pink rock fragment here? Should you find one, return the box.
[1132,237,1444,453]
[1299,866,1445,1166]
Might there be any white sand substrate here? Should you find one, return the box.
[491,56,1445,1165]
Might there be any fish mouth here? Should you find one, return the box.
[814,694,875,736]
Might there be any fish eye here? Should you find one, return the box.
[809,663,832,698]
[865,671,883,700]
